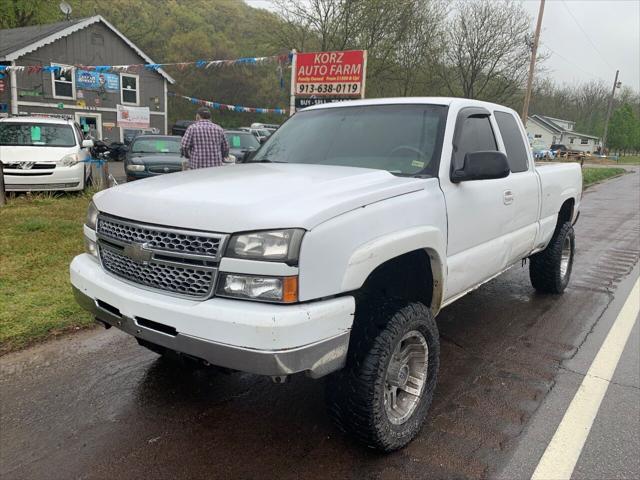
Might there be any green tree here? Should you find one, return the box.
[0,0,61,28]
[608,104,636,154]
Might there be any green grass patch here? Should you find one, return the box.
[615,155,640,165]
[582,167,627,187]
[0,191,96,354]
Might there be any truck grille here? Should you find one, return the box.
[100,246,215,297]
[97,216,223,257]
[96,215,226,299]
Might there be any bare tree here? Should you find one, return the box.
[434,0,533,103]
[272,0,443,92]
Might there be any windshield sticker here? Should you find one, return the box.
[411,160,425,168]
[30,126,42,141]
[231,135,242,147]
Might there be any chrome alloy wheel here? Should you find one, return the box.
[384,330,429,425]
[560,235,572,279]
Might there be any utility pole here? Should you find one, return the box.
[0,161,5,207]
[521,0,545,126]
[601,69,620,152]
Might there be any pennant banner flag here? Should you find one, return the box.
[169,92,287,115]
[0,54,290,75]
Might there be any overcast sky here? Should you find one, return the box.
[522,0,639,90]
[246,0,640,91]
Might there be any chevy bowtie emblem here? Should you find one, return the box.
[123,242,153,264]
[19,162,35,170]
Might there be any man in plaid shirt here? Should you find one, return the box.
[180,107,230,169]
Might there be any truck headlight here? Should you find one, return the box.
[59,153,79,167]
[126,164,145,172]
[86,201,99,230]
[226,229,304,263]
[217,273,298,303]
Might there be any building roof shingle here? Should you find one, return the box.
[0,15,174,83]
[0,18,86,59]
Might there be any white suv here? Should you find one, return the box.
[0,116,93,192]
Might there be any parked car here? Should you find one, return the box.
[550,144,568,154]
[224,130,261,162]
[531,140,555,160]
[72,97,582,452]
[239,126,271,141]
[124,135,184,181]
[251,122,279,130]
[171,120,195,136]
[0,115,93,191]
[123,128,160,146]
[251,122,279,135]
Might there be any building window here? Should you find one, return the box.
[534,134,542,138]
[51,64,75,99]
[580,138,589,145]
[569,137,575,144]
[120,73,139,105]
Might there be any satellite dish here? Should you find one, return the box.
[59,1,72,19]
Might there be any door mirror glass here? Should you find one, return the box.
[451,151,510,183]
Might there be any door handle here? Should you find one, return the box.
[503,190,514,205]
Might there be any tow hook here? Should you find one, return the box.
[95,318,111,329]
[271,375,290,384]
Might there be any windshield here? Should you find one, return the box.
[252,104,447,176]
[131,138,181,154]
[226,132,260,149]
[0,123,76,147]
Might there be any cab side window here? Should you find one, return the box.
[495,111,529,173]
[453,115,497,171]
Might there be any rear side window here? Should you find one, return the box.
[495,111,529,173]
[453,116,497,170]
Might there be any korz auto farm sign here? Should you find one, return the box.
[295,50,366,97]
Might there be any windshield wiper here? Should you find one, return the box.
[246,158,286,163]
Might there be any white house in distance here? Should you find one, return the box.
[527,114,601,153]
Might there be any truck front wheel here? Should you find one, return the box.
[529,221,575,293]
[326,301,440,451]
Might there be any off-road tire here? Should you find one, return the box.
[326,301,440,452]
[529,221,575,293]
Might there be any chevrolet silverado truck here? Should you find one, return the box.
[71,98,582,451]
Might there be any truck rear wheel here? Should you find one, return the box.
[529,222,575,293]
[326,301,439,452]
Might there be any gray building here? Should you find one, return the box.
[0,15,175,142]
[526,114,601,153]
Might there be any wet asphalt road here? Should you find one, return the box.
[1,169,639,480]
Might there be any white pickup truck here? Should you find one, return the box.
[71,97,582,451]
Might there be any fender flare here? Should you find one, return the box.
[341,226,447,315]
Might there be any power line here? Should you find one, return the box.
[560,0,616,71]
[539,41,610,84]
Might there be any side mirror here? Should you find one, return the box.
[259,136,268,144]
[82,139,94,148]
[451,151,510,183]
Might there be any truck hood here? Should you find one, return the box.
[94,163,426,232]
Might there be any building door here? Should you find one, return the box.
[75,112,102,140]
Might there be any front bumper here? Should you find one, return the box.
[71,254,354,378]
[3,162,85,191]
